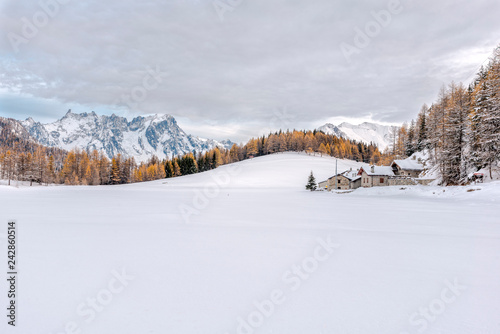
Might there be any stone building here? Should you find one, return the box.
[318,180,329,190]
[318,169,361,191]
[391,159,424,178]
[358,166,395,188]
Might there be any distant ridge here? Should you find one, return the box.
[19,110,233,162]
[317,122,397,150]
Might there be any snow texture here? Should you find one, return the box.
[392,158,424,171]
[361,165,395,176]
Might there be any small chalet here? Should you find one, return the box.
[358,166,394,188]
[318,169,361,191]
[391,159,424,178]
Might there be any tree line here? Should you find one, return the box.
[387,46,500,185]
[0,125,383,186]
[144,130,383,183]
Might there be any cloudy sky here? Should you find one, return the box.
[1,0,499,142]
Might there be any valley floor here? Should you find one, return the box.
[0,153,499,334]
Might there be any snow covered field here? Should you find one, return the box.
[1,152,499,334]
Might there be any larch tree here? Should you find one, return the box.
[111,157,121,184]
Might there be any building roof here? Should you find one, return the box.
[341,170,361,181]
[323,170,361,182]
[328,170,360,181]
[392,159,424,171]
[358,166,395,176]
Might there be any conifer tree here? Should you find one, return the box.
[98,152,110,185]
[318,143,328,156]
[111,157,121,184]
[441,83,468,184]
[246,139,258,157]
[47,155,56,184]
[229,144,240,163]
[305,171,317,191]
[173,160,182,176]
[479,48,500,178]
[405,120,416,157]
[4,150,14,186]
[416,104,428,151]
[165,160,174,178]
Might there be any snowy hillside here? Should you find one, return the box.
[20,110,233,162]
[318,122,397,150]
[0,153,499,334]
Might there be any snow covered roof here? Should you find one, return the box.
[359,166,395,176]
[325,170,361,182]
[392,159,424,171]
[342,171,361,181]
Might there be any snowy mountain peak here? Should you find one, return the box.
[23,116,36,126]
[318,121,397,150]
[317,123,345,138]
[20,112,233,162]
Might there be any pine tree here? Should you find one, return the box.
[479,47,500,178]
[305,171,317,191]
[405,120,416,156]
[416,104,428,151]
[179,154,198,175]
[165,160,174,178]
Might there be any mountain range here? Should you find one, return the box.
[18,110,233,162]
[317,122,397,151]
[1,110,396,161]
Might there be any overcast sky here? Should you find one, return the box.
[1,0,500,142]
